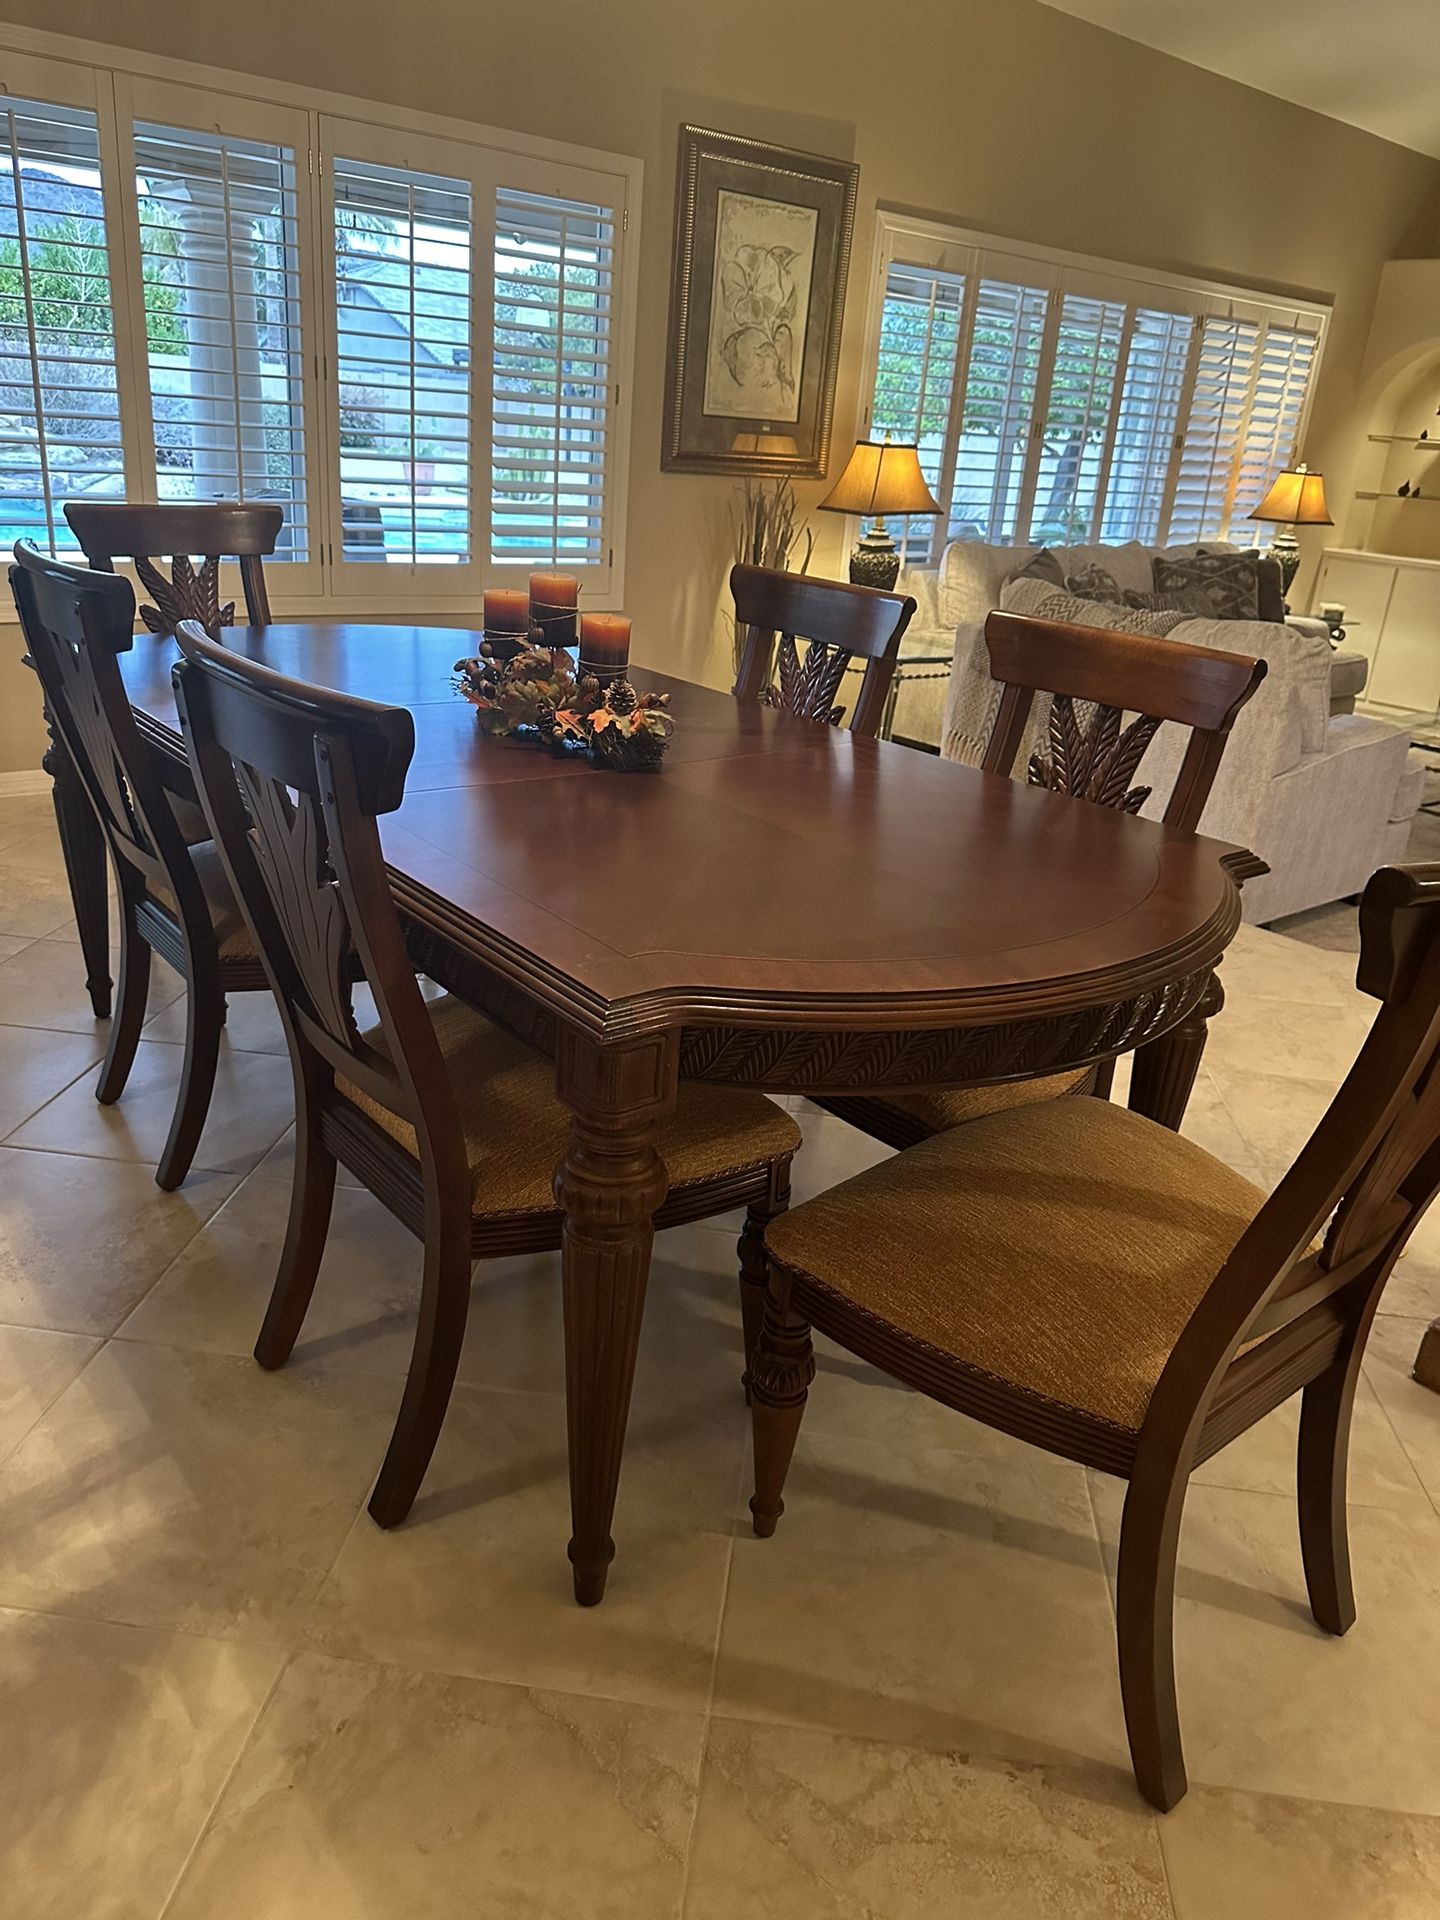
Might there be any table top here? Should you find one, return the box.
[119,620,1252,1038]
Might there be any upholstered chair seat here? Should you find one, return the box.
[863,1066,1092,1143]
[337,993,802,1216]
[767,1097,1264,1435]
[145,841,257,959]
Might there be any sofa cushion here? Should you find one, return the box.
[1123,587,1216,616]
[1391,749,1429,825]
[1153,548,1262,620]
[1329,649,1368,713]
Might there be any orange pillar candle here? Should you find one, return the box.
[529,571,579,648]
[579,612,631,681]
[483,588,530,635]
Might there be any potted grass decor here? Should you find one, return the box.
[730,473,814,679]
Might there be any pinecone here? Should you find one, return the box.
[606,679,638,715]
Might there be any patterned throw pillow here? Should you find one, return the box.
[1063,563,1124,603]
[1152,549,1262,620]
[1012,548,1066,588]
[998,576,1190,637]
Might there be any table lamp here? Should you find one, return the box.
[818,435,941,590]
[1250,462,1333,606]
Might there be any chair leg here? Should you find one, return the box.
[367,1204,471,1529]
[738,1159,792,1403]
[94,898,150,1105]
[155,967,224,1192]
[749,1278,815,1539]
[1297,1354,1361,1637]
[1115,1467,1190,1812]
[254,1102,337,1370]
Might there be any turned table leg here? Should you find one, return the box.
[1128,973,1222,1132]
[1415,1321,1440,1394]
[554,1028,676,1606]
[42,711,111,1018]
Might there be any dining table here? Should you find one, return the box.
[41,619,1264,1603]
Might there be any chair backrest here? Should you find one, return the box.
[731,563,916,739]
[9,541,203,919]
[171,620,468,1192]
[64,502,284,636]
[981,609,1267,832]
[1150,862,1440,1440]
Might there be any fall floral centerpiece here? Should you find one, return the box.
[453,644,673,772]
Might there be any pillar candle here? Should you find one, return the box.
[579,612,631,679]
[529,571,579,648]
[483,588,530,634]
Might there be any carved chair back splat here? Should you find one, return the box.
[731,563,916,739]
[982,608,1267,832]
[64,502,284,638]
[8,541,268,1189]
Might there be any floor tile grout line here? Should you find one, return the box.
[0,1054,111,1147]
[153,1649,293,1920]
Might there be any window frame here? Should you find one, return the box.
[859,212,1330,567]
[0,23,641,616]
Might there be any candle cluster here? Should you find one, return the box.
[479,574,631,687]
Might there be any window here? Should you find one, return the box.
[0,85,125,554]
[0,34,638,609]
[863,215,1327,563]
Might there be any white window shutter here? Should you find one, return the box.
[1100,307,1193,544]
[0,94,124,553]
[132,119,309,558]
[1028,291,1125,546]
[331,150,473,569]
[1230,322,1319,543]
[490,184,614,570]
[1166,313,1261,545]
[951,275,1049,544]
[870,262,963,561]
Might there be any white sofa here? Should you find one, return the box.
[896,538,1422,925]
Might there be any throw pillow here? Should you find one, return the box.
[1152,549,1262,621]
[999,575,1190,637]
[1063,562,1124,603]
[1012,548,1066,588]
[1123,588,1216,616]
[1255,553,1286,622]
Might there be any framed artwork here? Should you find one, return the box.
[662,124,859,478]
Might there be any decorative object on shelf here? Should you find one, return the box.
[661,123,858,478]
[578,611,631,684]
[818,434,942,590]
[1250,462,1333,606]
[1399,480,1413,497]
[729,462,814,677]
[481,588,532,659]
[453,644,672,772]
[528,571,579,651]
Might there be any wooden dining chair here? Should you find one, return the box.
[820,608,1267,1150]
[9,543,271,1188]
[64,501,284,636]
[730,563,916,739]
[171,621,802,1529]
[749,860,1440,1811]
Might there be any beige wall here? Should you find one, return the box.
[2,0,1438,773]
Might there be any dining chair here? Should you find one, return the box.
[171,622,802,1529]
[748,860,1440,1811]
[64,501,284,636]
[820,608,1267,1149]
[9,542,271,1188]
[730,563,916,739]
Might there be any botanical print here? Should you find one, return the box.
[703,189,816,423]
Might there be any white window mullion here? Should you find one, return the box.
[1013,276,1062,545]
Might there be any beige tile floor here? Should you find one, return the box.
[1,787,1439,1919]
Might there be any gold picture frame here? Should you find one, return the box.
[662,124,859,479]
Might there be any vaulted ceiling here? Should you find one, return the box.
[1038,0,1440,160]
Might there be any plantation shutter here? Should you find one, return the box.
[490,183,615,570]
[1230,320,1321,542]
[868,262,963,561]
[328,136,474,578]
[1100,307,1193,544]
[0,91,124,554]
[1027,290,1125,546]
[1166,313,1262,545]
[129,111,309,561]
[950,272,1050,544]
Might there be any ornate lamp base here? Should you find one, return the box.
[1269,525,1301,611]
[848,524,900,591]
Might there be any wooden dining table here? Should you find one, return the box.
[45,619,1263,1603]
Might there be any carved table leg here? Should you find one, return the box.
[1415,1320,1440,1394]
[554,1028,676,1606]
[42,713,111,1018]
[1128,973,1222,1132]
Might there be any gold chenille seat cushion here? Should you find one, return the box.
[766,1097,1267,1433]
[868,1066,1092,1134]
[145,841,255,959]
[336,994,802,1217]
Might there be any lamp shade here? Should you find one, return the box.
[1251,463,1333,527]
[729,430,801,458]
[818,439,941,518]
